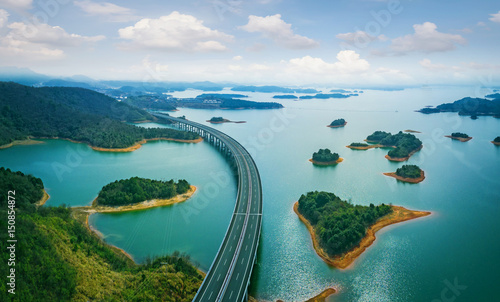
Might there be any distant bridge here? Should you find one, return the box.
[154,113,262,302]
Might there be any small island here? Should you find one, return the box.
[294,191,430,269]
[492,136,500,146]
[346,142,381,150]
[206,117,246,124]
[84,177,196,213]
[327,118,347,128]
[384,164,425,183]
[404,129,421,133]
[363,131,423,161]
[272,95,298,99]
[445,132,472,142]
[310,149,343,165]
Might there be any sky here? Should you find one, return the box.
[0,0,499,87]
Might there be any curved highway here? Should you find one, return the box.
[153,113,262,302]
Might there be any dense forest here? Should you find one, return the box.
[0,168,202,301]
[96,177,191,206]
[297,191,392,256]
[329,118,346,126]
[0,82,199,148]
[123,95,177,111]
[418,97,500,117]
[312,149,340,163]
[451,132,469,138]
[494,136,500,143]
[395,165,422,178]
[366,131,422,159]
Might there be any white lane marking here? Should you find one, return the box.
[236,273,240,281]
[208,291,213,300]
[223,259,227,266]
[229,245,233,252]
[217,274,221,281]
[229,291,234,300]
[241,257,245,264]
[245,245,248,251]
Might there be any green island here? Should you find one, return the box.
[0,168,203,301]
[0,82,201,151]
[272,95,298,99]
[364,131,423,161]
[327,118,347,128]
[446,132,472,142]
[206,116,246,124]
[346,142,377,150]
[294,191,430,269]
[95,177,191,207]
[492,136,500,146]
[384,164,425,183]
[310,149,343,165]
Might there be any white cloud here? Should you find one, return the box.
[118,12,233,52]
[0,21,104,59]
[419,59,461,71]
[0,0,32,10]
[228,63,271,72]
[240,14,319,49]
[490,11,500,23]
[336,31,387,44]
[74,1,139,22]
[0,9,8,28]
[385,22,466,55]
[287,50,370,74]
[232,55,243,61]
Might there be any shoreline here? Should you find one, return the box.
[74,185,197,264]
[294,202,431,269]
[309,158,344,166]
[383,170,425,184]
[327,122,347,128]
[305,288,337,302]
[404,129,421,133]
[445,135,472,142]
[385,145,423,162]
[36,189,50,206]
[492,141,500,146]
[0,139,45,149]
[0,136,202,152]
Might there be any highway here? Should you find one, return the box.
[153,113,262,302]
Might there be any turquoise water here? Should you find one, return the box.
[1,87,499,301]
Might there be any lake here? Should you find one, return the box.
[1,86,499,301]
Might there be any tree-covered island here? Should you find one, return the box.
[384,164,425,183]
[206,117,246,124]
[445,132,472,142]
[294,191,430,268]
[362,131,423,161]
[492,136,500,146]
[310,149,343,165]
[92,177,195,211]
[327,118,347,128]
[0,168,203,301]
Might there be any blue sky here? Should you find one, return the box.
[0,0,499,86]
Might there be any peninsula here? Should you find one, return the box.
[384,164,425,183]
[206,117,246,124]
[445,132,472,142]
[0,82,201,150]
[310,149,343,165]
[327,118,347,128]
[294,191,430,269]
[346,142,384,150]
[492,136,500,146]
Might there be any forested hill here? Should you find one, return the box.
[0,82,199,148]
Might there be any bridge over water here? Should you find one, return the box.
[154,114,262,302]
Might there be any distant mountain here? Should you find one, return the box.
[42,79,95,89]
[231,85,319,94]
[0,66,50,86]
[418,97,500,117]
